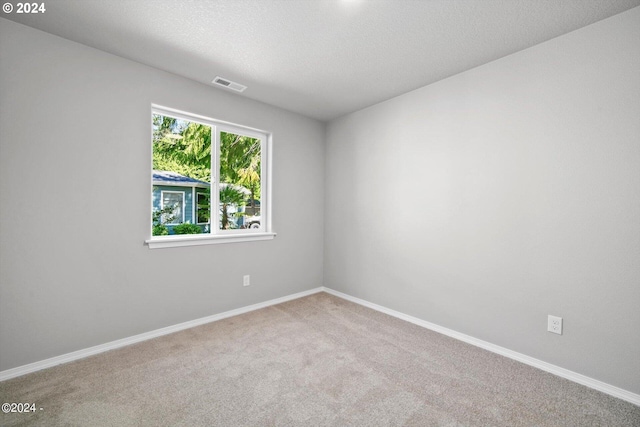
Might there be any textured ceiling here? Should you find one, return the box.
[5,0,640,121]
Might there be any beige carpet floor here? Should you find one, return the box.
[1,292,639,426]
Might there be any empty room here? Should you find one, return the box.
[1,0,639,425]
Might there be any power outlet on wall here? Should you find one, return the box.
[547,315,563,335]
[243,275,250,287]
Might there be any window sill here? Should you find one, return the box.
[146,232,276,249]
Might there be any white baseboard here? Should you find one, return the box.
[0,287,324,382]
[3,285,638,407]
[321,287,640,407]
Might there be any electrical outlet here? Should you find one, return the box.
[547,315,563,335]
[243,275,250,287]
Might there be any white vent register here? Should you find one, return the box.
[212,76,247,92]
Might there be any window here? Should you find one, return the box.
[147,105,273,248]
[161,191,185,225]
[196,192,209,225]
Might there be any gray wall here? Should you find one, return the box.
[0,18,325,371]
[325,7,640,394]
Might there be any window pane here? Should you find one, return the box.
[219,131,261,230]
[196,192,210,225]
[152,114,211,235]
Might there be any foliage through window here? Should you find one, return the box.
[151,106,268,240]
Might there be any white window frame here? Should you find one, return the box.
[147,105,275,249]
[160,190,185,225]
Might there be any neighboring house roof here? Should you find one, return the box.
[153,170,252,195]
[153,170,210,188]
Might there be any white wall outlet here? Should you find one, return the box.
[243,275,250,287]
[547,315,563,335]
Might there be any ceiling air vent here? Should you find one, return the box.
[212,76,247,93]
